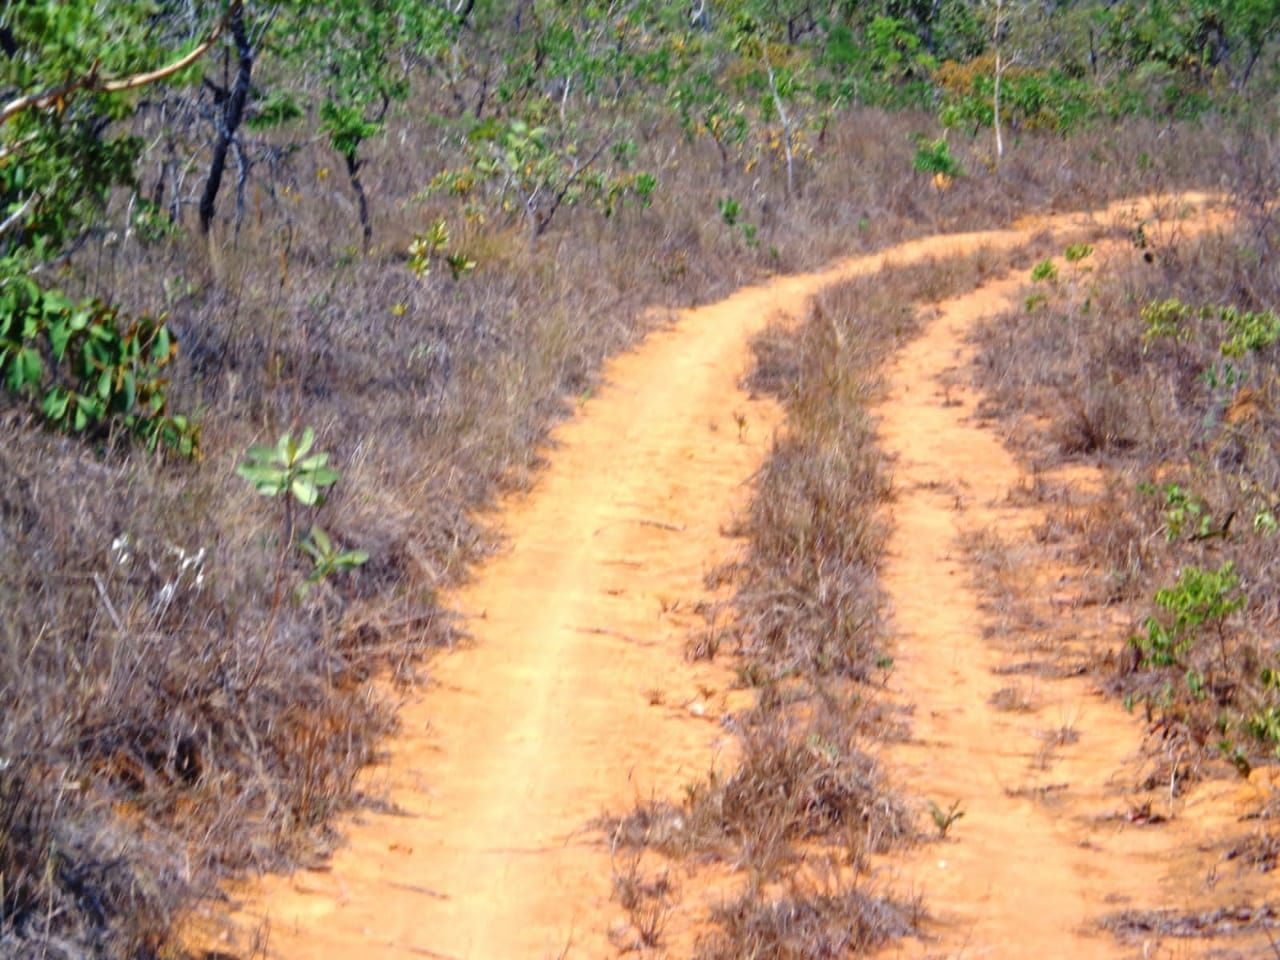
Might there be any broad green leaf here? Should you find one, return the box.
[49,319,73,361]
[42,387,69,422]
[291,478,320,506]
[308,466,341,488]
[297,452,330,471]
[236,463,287,494]
[119,370,136,411]
[13,348,42,389]
[151,326,171,363]
[296,427,316,460]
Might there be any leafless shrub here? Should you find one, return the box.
[609,847,675,952]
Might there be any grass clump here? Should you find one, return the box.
[698,883,921,960]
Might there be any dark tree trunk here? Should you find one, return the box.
[344,151,373,249]
[199,6,253,234]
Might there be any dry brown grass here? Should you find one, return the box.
[697,881,922,960]
[0,77,1250,955]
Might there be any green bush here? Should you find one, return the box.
[0,277,196,455]
[1130,562,1245,669]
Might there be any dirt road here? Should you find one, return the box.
[228,195,1259,960]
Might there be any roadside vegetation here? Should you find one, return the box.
[2,0,1278,955]
[971,157,1280,796]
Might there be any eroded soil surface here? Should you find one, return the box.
[217,195,1278,960]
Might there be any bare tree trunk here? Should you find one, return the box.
[993,0,1004,165]
[199,5,252,233]
[994,48,1004,162]
[343,151,373,249]
[766,61,795,198]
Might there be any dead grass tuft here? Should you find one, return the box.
[697,882,921,960]
[1101,904,1280,941]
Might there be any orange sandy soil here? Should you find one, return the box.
[202,193,1277,960]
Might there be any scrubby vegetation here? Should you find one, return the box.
[972,161,1280,792]
[3,0,1278,955]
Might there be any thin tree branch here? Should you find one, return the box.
[0,194,37,238]
[0,1,240,126]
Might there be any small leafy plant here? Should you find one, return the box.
[407,219,476,280]
[1199,362,1244,391]
[717,196,759,247]
[1129,562,1245,669]
[1064,243,1093,263]
[238,428,341,545]
[1030,258,1058,284]
[238,428,367,596]
[927,799,965,839]
[1141,298,1192,346]
[1218,305,1280,358]
[1255,509,1278,536]
[911,136,962,180]
[298,526,368,598]
[1138,482,1214,540]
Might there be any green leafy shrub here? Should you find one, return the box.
[408,219,476,280]
[1219,306,1280,358]
[718,196,743,226]
[717,196,759,246]
[431,118,656,239]
[936,58,1100,135]
[1140,297,1192,345]
[1030,259,1058,283]
[1138,482,1213,540]
[1140,299,1279,358]
[0,277,196,455]
[299,525,368,597]
[1130,562,1245,668]
[911,136,962,179]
